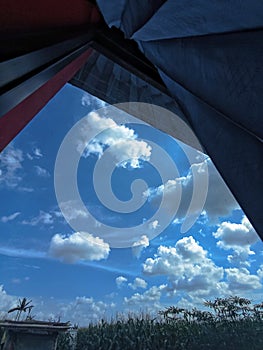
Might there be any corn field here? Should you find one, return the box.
[57,317,263,350]
[57,296,263,350]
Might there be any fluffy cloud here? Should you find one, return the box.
[0,146,24,188]
[109,139,151,168]
[132,235,149,258]
[77,112,151,168]
[81,92,107,109]
[0,285,17,319]
[116,276,128,288]
[225,267,262,291]
[0,288,115,326]
[49,231,110,263]
[143,236,224,296]
[144,158,239,225]
[213,216,260,265]
[124,284,166,309]
[128,277,147,290]
[57,296,115,325]
[116,276,147,290]
[1,212,20,223]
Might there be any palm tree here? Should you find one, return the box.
[8,298,34,321]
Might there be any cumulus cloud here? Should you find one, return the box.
[0,285,18,319]
[132,235,149,258]
[34,165,50,178]
[143,236,224,296]
[116,276,128,288]
[0,146,24,188]
[49,231,110,263]
[144,158,239,225]
[225,267,262,291]
[0,288,115,326]
[124,284,166,309]
[22,211,54,226]
[50,296,116,325]
[213,216,260,265]
[124,284,167,305]
[128,277,147,290]
[1,212,21,223]
[109,139,151,168]
[77,112,151,168]
[81,92,107,110]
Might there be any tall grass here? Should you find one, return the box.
[57,317,263,350]
[57,297,263,349]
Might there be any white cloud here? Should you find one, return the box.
[124,284,166,309]
[0,285,18,319]
[52,296,115,325]
[0,247,46,259]
[108,139,151,168]
[0,287,115,326]
[34,165,50,178]
[27,147,43,160]
[257,265,263,280]
[143,236,224,296]
[18,186,34,192]
[148,220,159,230]
[81,92,107,109]
[116,276,128,288]
[77,112,151,168]
[58,200,89,222]
[33,148,43,158]
[49,231,110,263]
[1,212,21,223]
[132,235,149,258]
[26,153,33,160]
[22,211,53,226]
[0,146,24,188]
[213,216,260,265]
[225,267,262,291]
[128,277,147,290]
[144,158,239,224]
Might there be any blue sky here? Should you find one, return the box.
[0,84,262,325]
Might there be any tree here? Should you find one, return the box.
[8,298,34,321]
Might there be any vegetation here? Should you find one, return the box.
[7,297,34,321]
[57,296,263,350]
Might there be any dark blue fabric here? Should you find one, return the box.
[97,0,263,236]
[97,0,165,37]
[160,70,263,234]
[97,0,127,28]
[132,0,263,40]
[138,30,263,140]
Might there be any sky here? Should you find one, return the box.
[0,83,262,326]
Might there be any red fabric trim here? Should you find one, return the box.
[0,49,92,152]
[1,0,101,33]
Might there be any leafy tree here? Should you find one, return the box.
[8,298,34,321]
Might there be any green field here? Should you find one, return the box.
[57,297,263,350]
